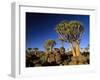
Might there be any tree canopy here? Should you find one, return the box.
[55,20,84,43]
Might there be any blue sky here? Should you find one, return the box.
[26,12,89,51]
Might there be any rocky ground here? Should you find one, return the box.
[26,50,89,67]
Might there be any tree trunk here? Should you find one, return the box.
[45,51,48,61]
[70,43,76,57]
[74,41,80,56]
[49,46,52,52]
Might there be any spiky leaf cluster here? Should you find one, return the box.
[44,39,56,51]
[55,20,84,43]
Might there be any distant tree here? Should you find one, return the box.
[55,21,68,47]
[44,39,56,52]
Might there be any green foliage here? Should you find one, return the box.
[55,20,84,43]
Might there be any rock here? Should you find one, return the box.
[60,47,65,54]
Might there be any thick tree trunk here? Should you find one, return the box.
[45,51,49,62]
[49,46,52,52]
[74,41,80,56]
[70,43,76,57]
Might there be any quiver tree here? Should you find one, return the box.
[69,21,84,56]
[44,40,56,62]
[55,20,84,57]
[44,39,56,52]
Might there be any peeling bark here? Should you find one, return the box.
[74,41,80,56]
